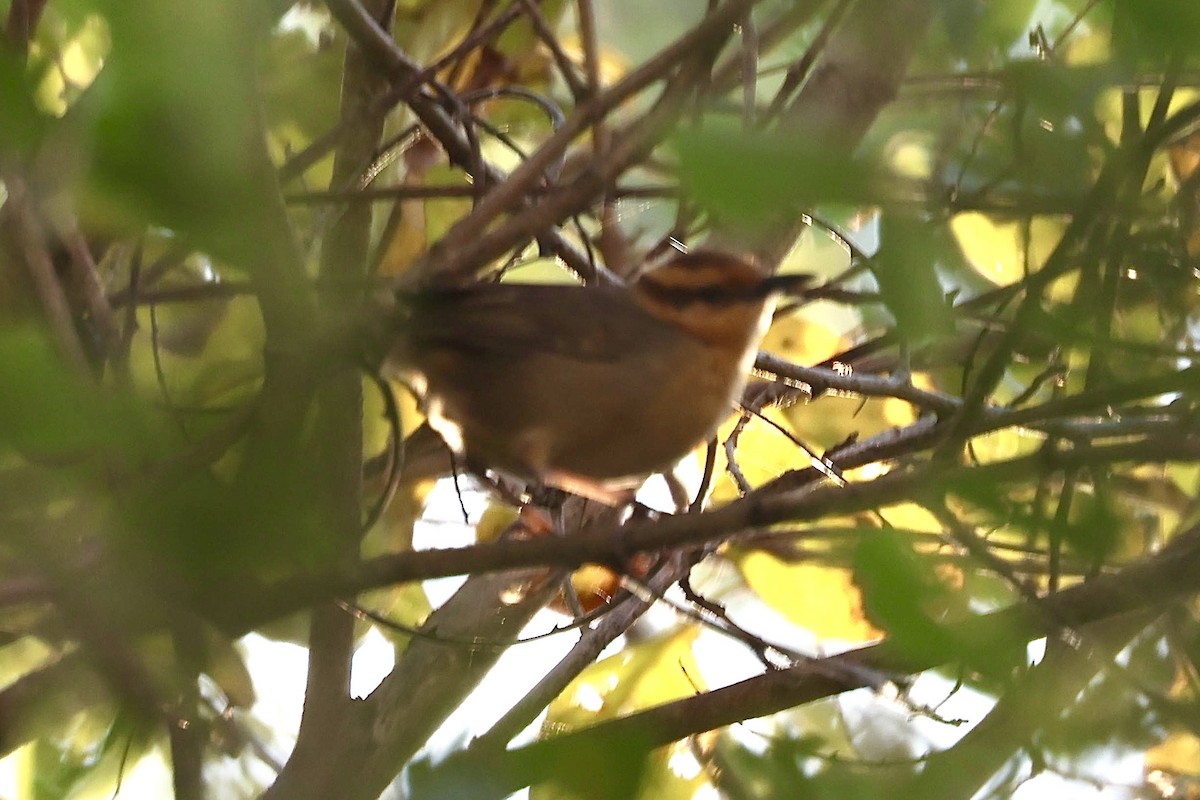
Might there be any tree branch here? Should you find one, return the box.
[214,430,1200,632]
[264,1,394,797]
[416,524,1200,798]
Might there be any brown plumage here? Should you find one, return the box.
[384,250,809,496]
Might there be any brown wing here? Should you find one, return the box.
[399,283,671,363]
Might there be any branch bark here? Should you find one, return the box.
[263,1,394,797]
[414,524,1200,798]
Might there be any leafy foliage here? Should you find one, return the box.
[0,1,1199,799]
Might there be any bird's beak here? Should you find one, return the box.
[758,273,814,297]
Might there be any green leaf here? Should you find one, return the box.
[65,1,278,267]
[941,0,1040,62]
[1114,0,1200,62]
[0,46,43,157]
[0,329,151,458]
[853,530,954,659]
[674,121,879,233]
[871,214,955,345]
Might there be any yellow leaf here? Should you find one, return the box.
[738,551,882,642]
[709,408,805,503]
[878,502,943,534]
[964,426,1047,465]
[363,378,422,462]
[538,629,711,800]
[544,627,703,735]
[761,312,845,365]
[1146,730,1200,776]
[951,211,1067,287]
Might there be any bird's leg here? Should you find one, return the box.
[542,469,637,507]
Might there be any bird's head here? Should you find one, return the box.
[631,249,811,349]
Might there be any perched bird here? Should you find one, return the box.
[382,249,809,500]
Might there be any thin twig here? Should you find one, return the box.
[3,176,91,372]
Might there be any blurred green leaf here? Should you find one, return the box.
[55,714,161,799]
[871,214,954,344]
[675,121,879,233]
[527,733,652,800]
[713,728,895,800]
[1114,0,1200,62]
[0,328,152,457]
[854,528,1029,679]
[1055,488,1123,564]
[64,0,277,267]
[0,46,43,158]
[941,0,1039,62]
[853,530,954,659]
[261,25,344,152]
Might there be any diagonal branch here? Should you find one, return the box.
[327,0,760,283]
[216,428,1200,631]
[264,2,394,798]
[417,523,1200,798]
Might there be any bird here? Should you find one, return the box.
[380,249,810,501]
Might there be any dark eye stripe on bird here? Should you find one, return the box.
[637,272,813,308]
